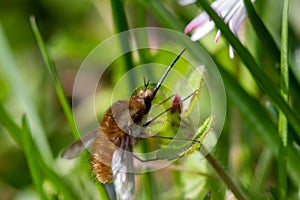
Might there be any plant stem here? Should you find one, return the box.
[203,149,247,200]
[0,23,53,161]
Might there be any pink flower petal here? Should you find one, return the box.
[184,12,210,34]
[181,0,254,59]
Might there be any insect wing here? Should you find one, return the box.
[112,147,135,200]
[62,129,98,159]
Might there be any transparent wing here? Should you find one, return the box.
[61,129,98,159]
[112,137,135,200]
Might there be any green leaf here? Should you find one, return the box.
[141,0,185,30]
[0,104,22,147]
[0,101,78,199]
[179,116,213,157]
[30,16,80,141]
[278,0,290,198]
[156,116,213,160]
[0,22,52,161]
[217,63,300,182]
[182,66,205,117]
[244,0,300,86]
[110,0,136,89]
[243,0,280,63]
[243,0,300,108]
[21,116,47,200]
[30,16,110,200]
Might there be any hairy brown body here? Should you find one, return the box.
[91,90,153,183]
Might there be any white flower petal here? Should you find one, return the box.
[184,12,210,34]
[224,0,243,23]
[230,7,247,34]
[211,0,223,10]
[229,45,234,59]
[214,0,238,18]
[190,20,215,41]
[215,30,222,43]
[182,0,254,59]
[179,0,196,6]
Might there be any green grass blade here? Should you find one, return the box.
[0,104,22,147]
[217,65,279,151]
[217,63,300,182]
[35,146,78,199]
[110,0,136,89]
[243,0,300,86]
[253,149,273,192]
[21,116,47,200]
[142,0,185,30]
[38,161,78,200]
[279,0,290,148]
[22,115,78,199]
[110,0,130,33]
[0,22,53,161]
[134,3,152,74]
[242,0,280,62]
[29,16,110,199]
[278,0,290,198]
[29,16,80,140]
[243,0,300,109]
[96,183,110,200]
[197,0,300,141]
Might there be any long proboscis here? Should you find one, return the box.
[152,48,186,98]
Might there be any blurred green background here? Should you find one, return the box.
[1,0,300,199]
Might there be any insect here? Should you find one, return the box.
[62,49,188,199]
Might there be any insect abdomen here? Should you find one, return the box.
[91,129,115,183]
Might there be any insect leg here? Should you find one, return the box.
[133,154,161,162]
[143,89,198,127]
[152,94,175,109]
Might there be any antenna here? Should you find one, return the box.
[152,48,186,98]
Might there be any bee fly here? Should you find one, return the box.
[62,49,186,199]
